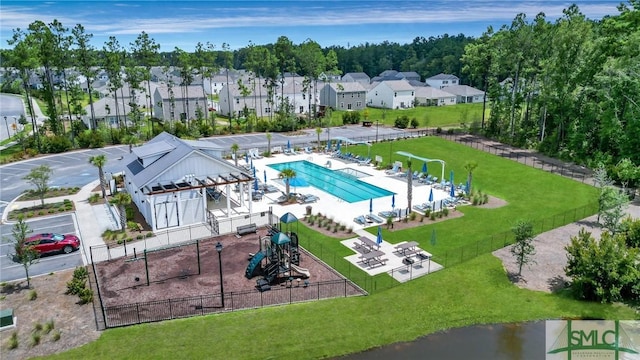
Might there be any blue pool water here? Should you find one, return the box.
[269,160,394,203]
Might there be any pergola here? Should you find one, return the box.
[142,172,253,195]
[332,136,372,158]
[395,151,446,181]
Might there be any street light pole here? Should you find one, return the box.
[3,116,9,139]
[215,241,224,308]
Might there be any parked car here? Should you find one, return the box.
[25,233,81,255]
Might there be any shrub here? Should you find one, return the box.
[26,211,35,218]
[136,234,144,240]
[8,331,18,349]
[430,212,436,220]
[66,278,85,296]
[28,289,37,301]
[409,212,417,221]
[145,232,153,238]
[88,193,100,204]
[79,288,93,304]
[425,209,431,217]
[125,206,135,221]
[43,320,54,334]
[340,224,346,231]
[347,227,353,233]
[52,330,61,342]
[443,207,450,216]
[33,322,43,332]
[31,333,41,347]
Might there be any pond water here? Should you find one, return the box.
[337,321,546,360]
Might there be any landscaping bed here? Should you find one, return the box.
[7,199,75,221]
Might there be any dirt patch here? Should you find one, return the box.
[0,270,100,360]
[95,228,362,308]
[493,202,640,293]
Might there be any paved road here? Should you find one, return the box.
[0,94,24,142]
[0,214,83,282]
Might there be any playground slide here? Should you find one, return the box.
[289,264,310,278]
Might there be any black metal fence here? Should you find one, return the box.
[431,202,599,268]
[101,278,362,328]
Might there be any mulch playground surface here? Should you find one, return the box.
[95,228,363,307]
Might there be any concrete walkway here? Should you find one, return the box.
[3,180,119,265]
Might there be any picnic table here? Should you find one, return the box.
[357,236,380,252]
[394,241,419,256]
[358,250,387,267]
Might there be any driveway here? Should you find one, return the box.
[0,214,84,282]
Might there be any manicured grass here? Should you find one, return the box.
[48,255,636,360]
[323,103,487,128]
[43,136,634,360]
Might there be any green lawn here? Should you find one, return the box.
[42,135,638,360]
[49,256,636,360]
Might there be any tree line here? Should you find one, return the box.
[461,1,640,173]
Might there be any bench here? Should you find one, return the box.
[237,223,257,236]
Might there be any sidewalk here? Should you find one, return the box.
[3,180,118,265]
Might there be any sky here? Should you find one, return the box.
[0,0,625,51]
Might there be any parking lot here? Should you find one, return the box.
[0,214,84,282]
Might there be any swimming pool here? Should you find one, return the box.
[269,160,394,203]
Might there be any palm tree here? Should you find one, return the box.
[464,161,479,192]
[231,143,239,166]
[315,127,322,151]
[266,132,272,156]
[89,154,107,198]
[278,168,296,200]
[111,192,132,232]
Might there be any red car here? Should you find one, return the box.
[25,233,81,255]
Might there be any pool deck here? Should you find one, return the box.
[220,151,447,280]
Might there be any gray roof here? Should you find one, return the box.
[440,85,484,96]
[155,84,206,100]
[426,73,460,81]
[382,80,415,91]
[342,72,370,81]
[329,82,367,93]
[122,132,240,189]
[414,86,457,99]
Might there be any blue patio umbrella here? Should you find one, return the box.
[287,140,291,150]
[245,152,249,164]
[254,177,259,191]
[336,140,341,152]
[369,198,373,214]
[422,162,428,174]
[264,170,268,184]
[250,158,254,169]
[450,183,456,198]
[391,194,395,209]
[376,226,383,247]
[428,188,434,202]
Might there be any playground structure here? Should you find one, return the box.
[245,225,311,289]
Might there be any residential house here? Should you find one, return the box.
[366,80,415,109]
[425,73,460,89]
[120,132,258,231]
[81,96,132,129]
[370,70,421,83]
[414,86,457,106]
[341,72,371,85]
[440,85,485,104]
[318,71,342,82]
[319,82,367,111]
[153,84,208,121]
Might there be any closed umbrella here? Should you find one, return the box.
[254,177,259,191]
[369,198,373,214]
[264,170,268,184]
[428,188,433,202]
[287,140,291,150]
[422,162,427,174]
[336,140,341,152]
[450,183,456,198]
[376,226,383,247]
[245,152,249,164]
[250,158,254,169]
[391,194,395,210]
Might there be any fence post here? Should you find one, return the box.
[136,304,141,324]
[144,249,150,286]
[196,240,201,275]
